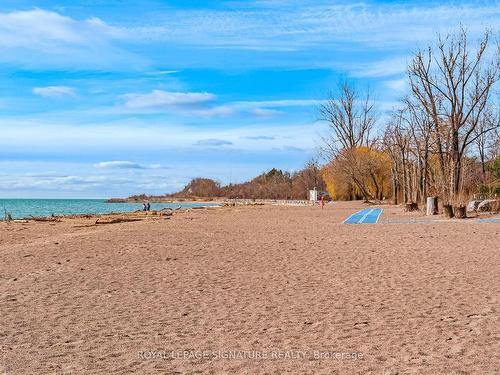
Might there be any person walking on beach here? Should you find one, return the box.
[142,202,147,211]
[146,202,151,211]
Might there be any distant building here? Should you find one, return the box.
[309,189,318,202]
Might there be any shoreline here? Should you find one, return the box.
[1,198,319,222]
[0,200,222,222]
[2,198,499,223]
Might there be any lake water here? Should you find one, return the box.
[0,199,218,220]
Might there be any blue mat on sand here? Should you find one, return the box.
[343,208,383,224]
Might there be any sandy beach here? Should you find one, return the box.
[1,202,499,374]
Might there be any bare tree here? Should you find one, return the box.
[474,107,500,176]
[318,81,380,201]
[383,126,401,204]
[402,97,435,203]
[319,81,376,157]
[390,110,413,204]
[408,28,499,208]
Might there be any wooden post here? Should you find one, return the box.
[426,196,438,215]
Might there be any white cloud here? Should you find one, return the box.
[192,99,321,117]
[233,99,325,108]
[0,4,497,71]
[192,105,236,118]
[349,57,409,78]
[0,173,110,191]
[0,171,174,194]
[0,9,143,69]
[194,139,233,147]
[147,70,180,76]
[130,2,500,51]
[0,113,319,155]
[252,108,283,117]
[122,90,216,109]
[281,145,304,152]
[33,86,77,98]
[384,78,407,93]
[0,9,125,47]
[242,135,276,140]
[0,159,189,198]
[94,161,162,169]
[118,91,321,117]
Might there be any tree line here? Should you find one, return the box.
[173,164,326,200]
[321,28,499,217]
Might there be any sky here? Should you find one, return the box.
[0,0,498,198]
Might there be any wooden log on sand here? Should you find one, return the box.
[29,216,61,222]
[95,217,142,225]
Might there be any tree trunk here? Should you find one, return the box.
[454,206,466,219]
[402,153,408,204]
[426,196,438,215]
[370,173,380,201]
[418,160,424,204]
[422,148,429,205]
[480,150,486,178]
[451,132,461,197]
[435,126,449,200]
[405,202,419,211]
[392,167,398,205]
[443,204,454,218]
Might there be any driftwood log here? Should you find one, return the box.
[29,216,61,222]
[95,217,142,225]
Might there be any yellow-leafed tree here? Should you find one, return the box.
[323,146,392,201]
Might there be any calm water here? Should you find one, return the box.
[0,199,218,220]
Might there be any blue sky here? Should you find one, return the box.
[0,0,498,198]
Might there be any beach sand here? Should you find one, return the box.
[1,202,499,374]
